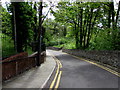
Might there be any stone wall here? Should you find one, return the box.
[62,49,120,69]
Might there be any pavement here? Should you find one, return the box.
[47,50,119,89]
[2,50,56,89]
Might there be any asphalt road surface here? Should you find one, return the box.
[47,50,119,89]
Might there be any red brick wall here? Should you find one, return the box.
[2,61,16,80]
[2,52,46,81]
[3,52,28,62]
[2,52,35,81]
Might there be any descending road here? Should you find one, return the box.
[47,50,119,89]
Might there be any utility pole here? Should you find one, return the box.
[37,0,43,66]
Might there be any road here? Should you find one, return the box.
[47,50,119,89]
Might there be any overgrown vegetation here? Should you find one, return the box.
[1,34,16,58]
[1,2,38,58]
[44,1,120,50]
[1,34,33,58]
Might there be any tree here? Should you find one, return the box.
[50,1,119,50]
[9,2,35,52]
[1,7,12,37]
[51,2,102,49]
[37,1,43,66]
[33,2,38,42]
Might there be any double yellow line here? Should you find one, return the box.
[49,55,63,90]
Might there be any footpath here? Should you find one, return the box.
[2,50,56,89]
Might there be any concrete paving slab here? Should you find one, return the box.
[2,51,56,89]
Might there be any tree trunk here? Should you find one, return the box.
[116,1,120,25]
[79,8,83,48]
[12,2,23,53]
[86,8,93,48]
[34,2,37,42]
[83,5,89,49]
[75,23,79,49]
[63,26,67,36]
[37,0,43,66]
[12,3,17,52]
[111,2,115,29]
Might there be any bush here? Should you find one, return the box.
[1,34,17,58]
[89,28,114,50]
[53,37,76,49]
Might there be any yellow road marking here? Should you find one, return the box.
[54,71,62,90]
[57,59,62,68]
[49,52,63,90]
[51,53,62,68]
[62,52,120,77]
[51,54,62,67]
[49,60,60,89]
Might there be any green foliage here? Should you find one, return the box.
[1,2,37,57]
[46,36,68,47]
[89,28,113,50]
[1,34,17,58]
[25,46,34,55]
[49,1,120,50]
[53,37,76,49]
[1,33,33,58]
[1,7,12,37]
[63,40,76,49]
[111,28,120,50]
[43,18,68,47]
[8,2,35,52]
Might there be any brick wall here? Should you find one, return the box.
[2,51,46,81]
